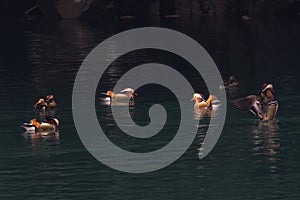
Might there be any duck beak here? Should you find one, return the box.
[191,97,195,101]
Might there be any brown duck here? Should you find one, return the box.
[232,83,278,120]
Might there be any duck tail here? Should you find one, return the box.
[206,95,213,107]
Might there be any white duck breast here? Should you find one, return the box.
[111,94,134,106]
[37,122,57,132]
[21,123,36,132]
[113,93,131,101]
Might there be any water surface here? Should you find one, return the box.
[0,16,299,199]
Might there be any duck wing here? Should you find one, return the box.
[232,95,266,119]
[232,95,260,110]
[120,88,134,93]
[114,93,129,100]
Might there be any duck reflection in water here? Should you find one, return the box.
[22,130,60,151]
[251,120,282,173]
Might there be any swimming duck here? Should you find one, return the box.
[106,88,136,99]
[21,117,59,133]
[191,93,213,109]
[224,76,239,87]
[102,88,137,105]
[34,95,57,110]
[232,83,278,120]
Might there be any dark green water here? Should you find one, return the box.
[0,16,299,199]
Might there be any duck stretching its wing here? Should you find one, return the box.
[232,83,278,121]
[232,95,265,120]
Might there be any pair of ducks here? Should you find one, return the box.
[191,83,278,121]
[106,88,213,109]
[106,88,214,109]
[21,95,59,133]
[104,87,213,108]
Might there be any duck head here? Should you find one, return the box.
[106,90,115,98]
[229,76,237,81]
[261,83,275,98]
[191,93,205,103]
[46,95,54,102]
[34,98,47,109]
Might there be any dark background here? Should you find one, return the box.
[1,0,299,22]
